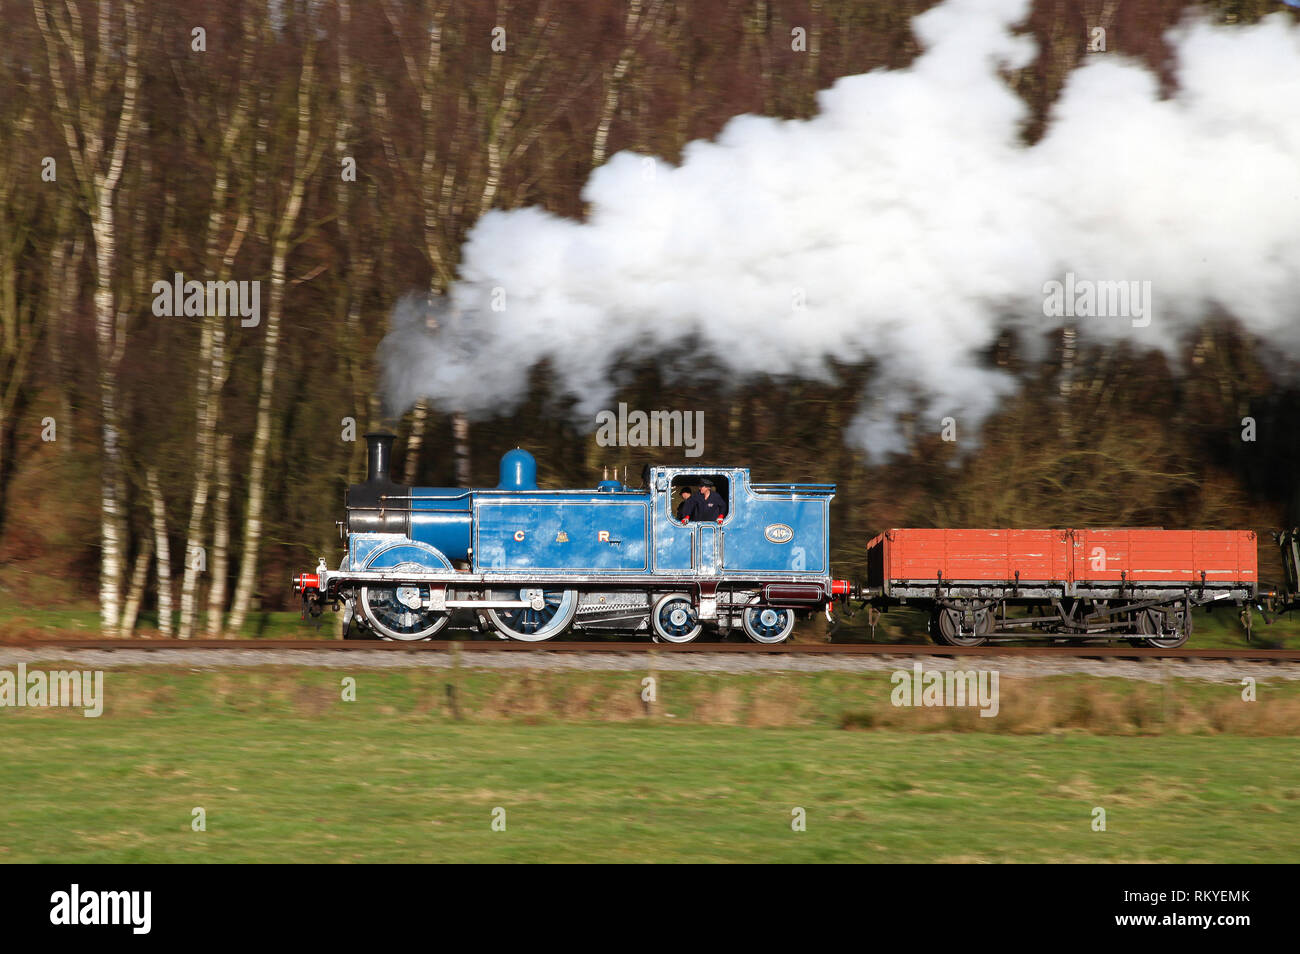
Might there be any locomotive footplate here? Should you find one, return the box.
[304,567,838,601]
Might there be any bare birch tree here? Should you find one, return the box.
[145,467,171,636]
[34,0,142,634]
[205,431,233,637]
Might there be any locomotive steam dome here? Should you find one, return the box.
[497,448,538,491]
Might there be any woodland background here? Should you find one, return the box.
[0,0,1297,637]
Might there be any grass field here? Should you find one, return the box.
[2,667,1299,862]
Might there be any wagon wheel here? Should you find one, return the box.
[1137,606,1191,649]
[651,593,703,643]
[929,605,992,647]
[359,563,451,641]
[484,588,578,642]
[741,605,796,644]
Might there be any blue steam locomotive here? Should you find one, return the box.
[294,433,851,642]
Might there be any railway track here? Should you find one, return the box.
[0,638,1297,662]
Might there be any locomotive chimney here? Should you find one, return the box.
[347,431,410,536]
[365,431,397,484]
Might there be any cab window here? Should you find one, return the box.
[670,474,730,522]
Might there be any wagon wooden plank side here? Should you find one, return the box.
[1072,529,1258,586]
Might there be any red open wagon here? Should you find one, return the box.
[864,528,1257,647]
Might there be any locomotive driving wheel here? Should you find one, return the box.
[929,605,992,647]
[651,594,703,643]
[484,588,578,642]
[742,605,796,644]
[359,563,451,641]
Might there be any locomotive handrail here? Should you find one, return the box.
[379,492,473,501]
[750,483,836,495]
[379,490,653,502]
[387,506,473,513]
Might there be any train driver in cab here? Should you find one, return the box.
[676,486,694,522]
[685,478,726,522]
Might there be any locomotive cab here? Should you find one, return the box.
[648,466,833,577]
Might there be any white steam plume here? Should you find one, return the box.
[381,0,1300,457]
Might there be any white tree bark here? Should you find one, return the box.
[46,226,84,452]
[146,468,172,636]
[119,537,152,638]
[205,432,232,637]
[403,401,429,484]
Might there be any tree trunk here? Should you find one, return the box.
[146,468,172,637]
[119,537,153,637]
[47,231,84,453]
[226,238,287,635]
[206,432,232,637]
[452,412,471,486]
[92,206,129,635]
[403,401,429,484]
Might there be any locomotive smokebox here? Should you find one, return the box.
[346,431,411,536]
[366,431,396,484]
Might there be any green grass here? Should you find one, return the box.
[2,668,1299,862]
[0,606,314,640]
